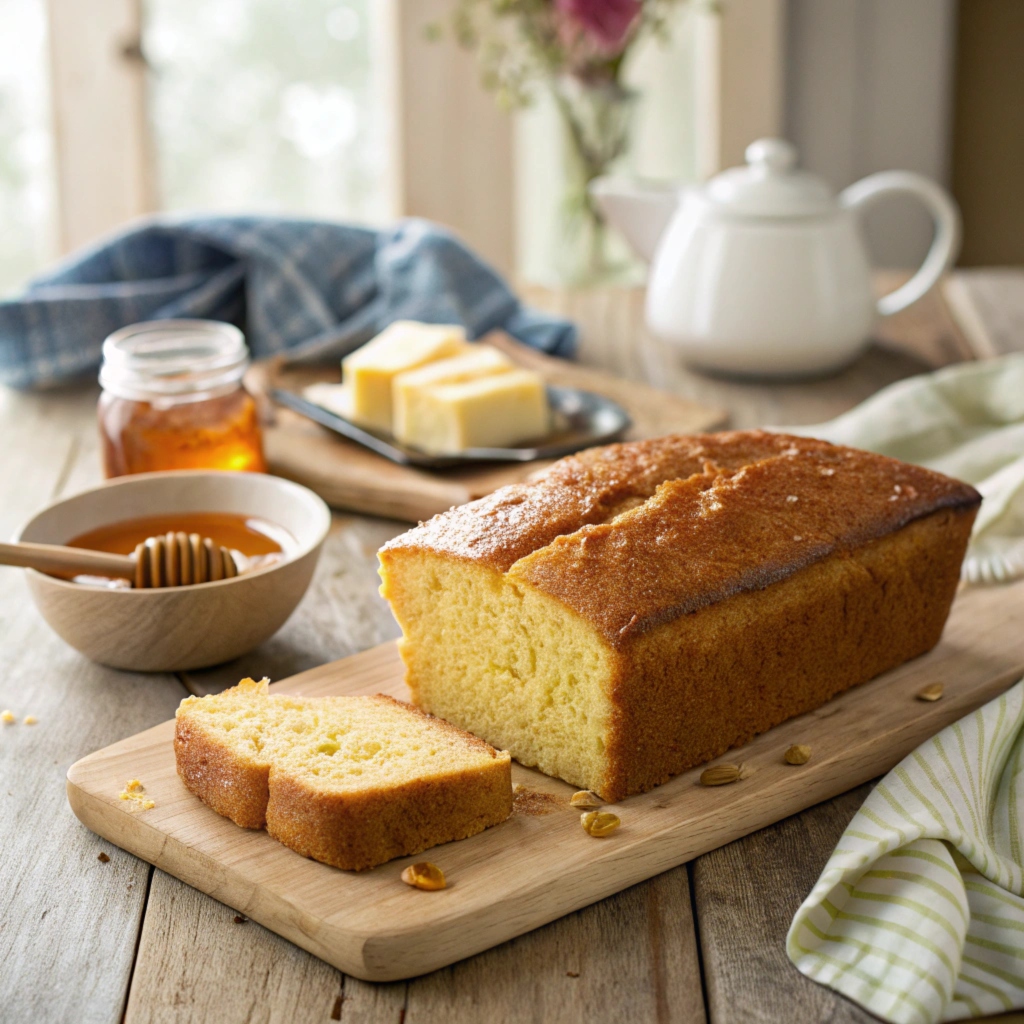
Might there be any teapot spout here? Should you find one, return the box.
[590,177,683,262]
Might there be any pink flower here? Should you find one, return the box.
[555,0,642,55]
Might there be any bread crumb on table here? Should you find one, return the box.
[118,779,155,811]
[512,785,564,816]
[1,710,14,724]
[23,715,37,725]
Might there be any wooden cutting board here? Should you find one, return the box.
[67,578,1024,982]
[249,333,726,522]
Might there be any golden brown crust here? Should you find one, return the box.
[173,714,270,830]
[599,505,976,800]
[173,692,513,870]
[513,447,976,644]
[382,431,822,572]
[266,757,512,871]
[382,431,979,646]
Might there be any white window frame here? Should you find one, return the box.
[44,0,154,254]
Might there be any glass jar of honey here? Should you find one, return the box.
[98,320,267,478]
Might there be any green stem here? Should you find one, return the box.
[550,75,636,285]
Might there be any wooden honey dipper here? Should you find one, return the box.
[0,533,241,588]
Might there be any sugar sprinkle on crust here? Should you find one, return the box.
[382,431,980,646]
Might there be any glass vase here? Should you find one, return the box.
[550,74,637,287]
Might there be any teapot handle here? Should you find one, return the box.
[839,171,961,317]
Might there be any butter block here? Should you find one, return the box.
[393,346,514,445]
[400,369,550,455]
[342,321,468,432]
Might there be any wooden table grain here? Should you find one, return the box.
[0,283,973,1024]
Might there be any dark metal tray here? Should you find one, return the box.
[271,385,631,468]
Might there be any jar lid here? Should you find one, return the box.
[99,320,249,403]
[705,139,836,218]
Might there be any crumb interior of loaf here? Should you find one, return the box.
[381,552,614,794]
[180,691,496,791]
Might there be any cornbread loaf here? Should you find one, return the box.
[378,431,981,801]
[174,678,512,870]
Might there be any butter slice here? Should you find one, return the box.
[399,369,550,455]
[392,346,513,445]
[342,321,468,432]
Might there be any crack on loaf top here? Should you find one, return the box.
[379,430,980,642]
[380,431,834,571]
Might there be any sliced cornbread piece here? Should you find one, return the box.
[174,677,512,870]
[396,368,550,455]
[342,321,468,432]
[392,345,514,445]
[378,431,981,801]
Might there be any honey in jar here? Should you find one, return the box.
[98,320,266,477]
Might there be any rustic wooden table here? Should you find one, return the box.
[0,283,975,1024]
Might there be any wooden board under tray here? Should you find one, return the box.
[248,332,726,522]
[67,578,1024,982]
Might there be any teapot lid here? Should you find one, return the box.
[705,139,835,218]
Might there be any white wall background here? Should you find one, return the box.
[784,0,958,268]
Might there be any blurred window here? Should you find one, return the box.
[145,0,392,223]
[0,0,57,296]
[0,1,779,297]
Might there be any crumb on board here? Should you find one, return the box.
[97,852,110,863]
[512,784,565,816]
[118,779,155,811]
[1,710,14,724]
[23,715,37,725]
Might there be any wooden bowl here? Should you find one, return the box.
[15,471,331,672]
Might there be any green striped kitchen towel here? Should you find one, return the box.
[788,679,1024,1022]
[785,354,1024,585]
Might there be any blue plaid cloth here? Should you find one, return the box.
[0,215,576,389]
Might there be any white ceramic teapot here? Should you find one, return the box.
[594,138,961,377]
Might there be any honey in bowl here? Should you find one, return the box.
[67,513,293,587]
